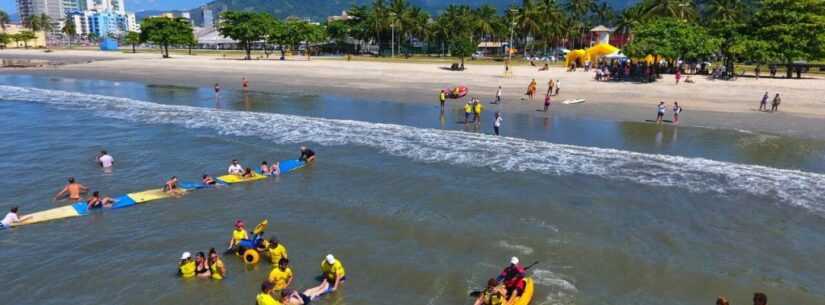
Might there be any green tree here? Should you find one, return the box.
[24,15,41,31]
[748,0,825,78]
[140,17,193,58]
[326,20,351,54]
[62,21,76,47]
[16,31,37,49]
[38,13,54,33]
[450,36,477,69]
[0,10,10,31]
[124,31,141,53]
[0,33,10,48]
[625,18,719,62]
[218,11,273,60]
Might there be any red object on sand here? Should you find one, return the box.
[445,86,469,99]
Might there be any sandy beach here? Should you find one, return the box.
[2,49,823,139]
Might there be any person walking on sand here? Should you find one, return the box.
[759,92,769,111]
[543,93,551,112]
[526,79,537,101]
[554,79,561,96]
[547,79,555,95]
[494,112,502,136]
[495,86,502,104]
[771,93,781,112]
[672,102,682,124]
[656,101,666,124]
[675,69,681,85]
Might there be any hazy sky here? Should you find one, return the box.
[1,0,208,16]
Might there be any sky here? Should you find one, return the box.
[1,0,208,17]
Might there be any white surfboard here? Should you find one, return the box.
[562,99,586,105]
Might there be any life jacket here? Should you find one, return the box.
[483,289,504,305]
[210,260,224,280]
[179,260,196,278]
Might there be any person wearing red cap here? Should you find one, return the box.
[496,256,526,301]
[227,220,249,251]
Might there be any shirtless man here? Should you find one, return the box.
[163,176,185,197]
[54,177,88,202]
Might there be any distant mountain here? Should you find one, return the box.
[186,0,638,22]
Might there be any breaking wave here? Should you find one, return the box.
[2,85,825,215]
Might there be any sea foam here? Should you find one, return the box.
[2,85,825,215]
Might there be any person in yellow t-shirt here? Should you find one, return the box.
[209,248,226,280]
[266,237,288,265]
[227,220,249,251]
[256,281,283,305]
[178,252,196,278]
[268,258,294,290]
[320,254,346,292]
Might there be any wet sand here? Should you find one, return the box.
[2,49,823,139]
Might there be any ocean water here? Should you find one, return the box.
[0,75,824,305]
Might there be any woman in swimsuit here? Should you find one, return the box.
[86,191,114,209]
[195,252,211,278]
[271,161,281,176]
[202,174,217,185]
[242,168,254,178]
[164,176,184,196]
[280,283,331,305]
[260,161,271,175]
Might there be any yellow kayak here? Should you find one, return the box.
[507,278,534,305]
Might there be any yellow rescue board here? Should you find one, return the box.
[217,173,267,184]
[127,188,177,203]
[507,278,534,305]
[15,205,82,227]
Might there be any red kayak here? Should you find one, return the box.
[444,86,469,99]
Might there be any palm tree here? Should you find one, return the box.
[644,0,697,20]
[704,0,744,22]
[519,0,541,53]
[25,15,42,31]
[566,0,595,48]
[593,2,615,26]
[39,13,54,33]
[370,0,389,54]
[614,4,646,48]
[473,5,497,42]
[538,0,566,54]
[0,10,10,31]
[402,6,429,55]
[62,21,76,47]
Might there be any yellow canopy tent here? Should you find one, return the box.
[565,49,588,67]
[585,43,619,63]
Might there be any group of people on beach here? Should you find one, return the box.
[759,92,782,112]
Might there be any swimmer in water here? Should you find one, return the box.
[86,191,115,209]
[54,177,88,202]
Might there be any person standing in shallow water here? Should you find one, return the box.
[672,102,682,124]
[494,112,502,136]
[656,101,666,124]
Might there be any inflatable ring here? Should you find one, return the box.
[243,249,260,264]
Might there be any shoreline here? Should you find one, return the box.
[2,49,824,140]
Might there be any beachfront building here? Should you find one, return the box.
[0,24,47,48]
[65,1,139,37]
[16,0,65,24]
[201,6,214,29]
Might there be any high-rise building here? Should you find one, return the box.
[16,0,66,23]
[201,6,214,29]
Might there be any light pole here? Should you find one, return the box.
[678,3,690,21]
[389,12,396,58]
[508,9,517,63]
